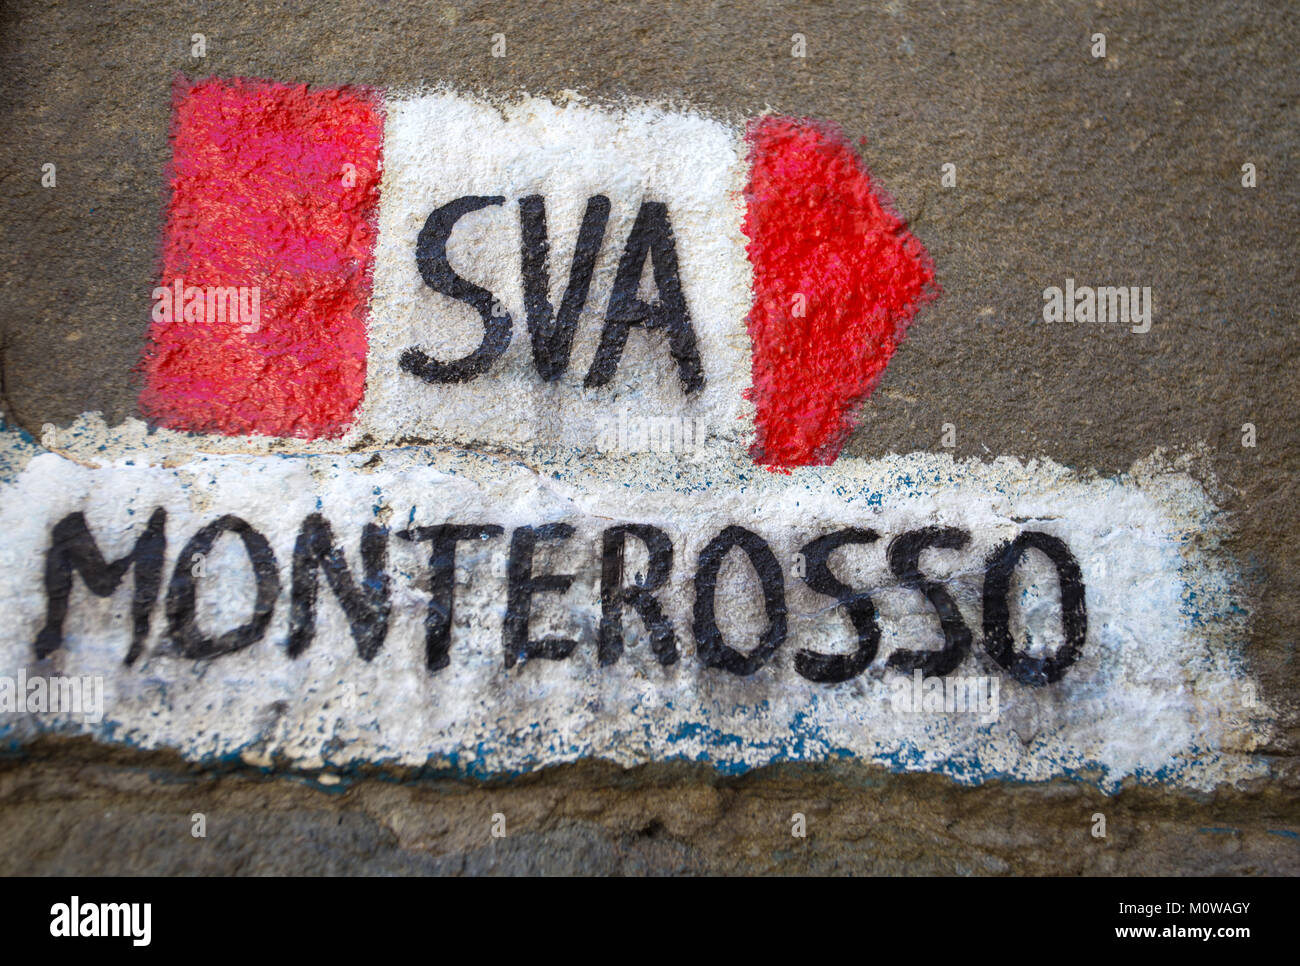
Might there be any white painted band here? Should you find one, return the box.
[0,429,1269,790]
[356,92,754,453]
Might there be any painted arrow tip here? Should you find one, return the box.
[742,115,940,469]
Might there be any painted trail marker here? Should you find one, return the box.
[0,78,1273,789]
[139,77,937,467]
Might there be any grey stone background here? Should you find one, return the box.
[0,0,1297,874]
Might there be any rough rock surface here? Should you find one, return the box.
[0,0,1297,874]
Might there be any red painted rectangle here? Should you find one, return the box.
[140,77,384,438]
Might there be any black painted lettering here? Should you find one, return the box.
[519,194,611,381]
[584,201,704,393]
[401,195,512,383]
[165,515,280,660]
[886,527,973,677]
[693,525,786,675]
[982,531,1087,685]
[288,513,391,662]
[794,528,880,683]
[504,523,578,668]
[597,524,676,666]
[399,523,504,673]
[34,508,167,666]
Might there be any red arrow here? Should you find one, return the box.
[743,116,938,468]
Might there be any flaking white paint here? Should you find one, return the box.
[0,424,1271,790]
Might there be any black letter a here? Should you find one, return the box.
[585,201,704,393]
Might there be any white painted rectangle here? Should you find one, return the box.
[355,93,753,453]
[0,426,1270,791]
